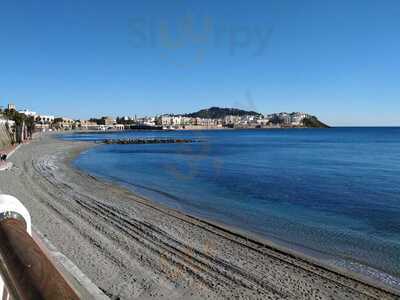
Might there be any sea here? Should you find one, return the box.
[63,128,400,288]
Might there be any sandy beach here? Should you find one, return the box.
[0,134,399,300]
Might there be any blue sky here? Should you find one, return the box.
[1,0,399,126]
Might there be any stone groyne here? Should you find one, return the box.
[100,138,201,145]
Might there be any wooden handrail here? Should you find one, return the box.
[0,218,80,300]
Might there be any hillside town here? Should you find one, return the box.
[0,102,326,139]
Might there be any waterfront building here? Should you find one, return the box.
[53,117,75,130]
[137,116,156,126]
[290,112,309,126]
[171,116,182,126]
[77,120,98,130]
[100,116,115,126]
[224,115,241,126]
[34,115,55,132]
[113,124,125,130]
[7,103,16,111]
[35,115,54,124]
[257,118,270,126]
[157,115,173,126]
[79,119,97,126]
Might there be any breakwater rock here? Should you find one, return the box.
[101,138,201,145]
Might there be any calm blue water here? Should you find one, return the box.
[64,128,400,286]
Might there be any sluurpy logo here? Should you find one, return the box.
[128,14,273,68]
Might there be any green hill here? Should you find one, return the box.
[184,107,263,119]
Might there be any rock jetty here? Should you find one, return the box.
[101,138,200,145]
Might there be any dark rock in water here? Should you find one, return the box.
[101,138,201,145]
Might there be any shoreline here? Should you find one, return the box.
[71,145,400,296]
[66,126,331,136]
[67,131,400,294]
[0,133,399,299]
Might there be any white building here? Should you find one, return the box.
[194,118,218,127]
[224,115,241,125]
[257,118,270,126]
[290,112,308,125]
[36,115,54,124]
[54,117,75,130]
[18,109,37,117]
[158,115,173,126]
[137,116,156,126]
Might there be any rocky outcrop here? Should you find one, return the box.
[302,116,330,128]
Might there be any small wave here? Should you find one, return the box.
[333,259,400,291]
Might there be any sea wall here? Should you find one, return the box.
[0,121,13,149]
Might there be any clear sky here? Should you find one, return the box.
[1,0,399,126]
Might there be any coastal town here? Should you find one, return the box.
[2,1,400,299]
[0,102,327,137]
[1,101,399,300]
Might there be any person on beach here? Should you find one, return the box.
[0,154,7,162]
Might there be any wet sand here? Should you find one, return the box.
[0,134,398,299]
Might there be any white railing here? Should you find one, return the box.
[0,195,109,300]
[0,195,31,233]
